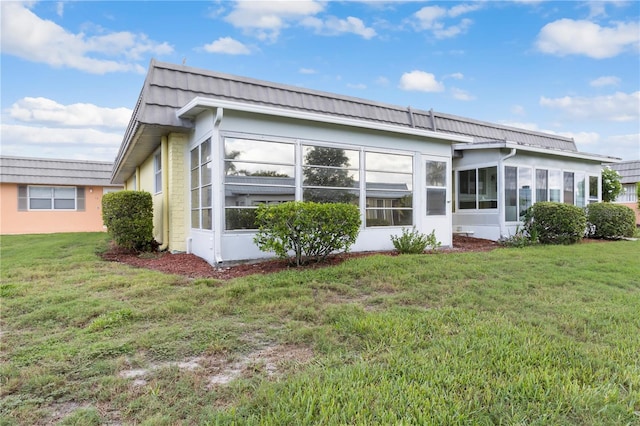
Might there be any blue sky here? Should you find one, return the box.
[1,0,639,162]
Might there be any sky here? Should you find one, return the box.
[1,0,639,163]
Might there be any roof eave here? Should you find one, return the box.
[452,141,621,163]
[177,96,474,144]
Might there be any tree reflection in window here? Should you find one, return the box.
[302,146,359,204]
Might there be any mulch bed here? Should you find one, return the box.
[99,235,500,280]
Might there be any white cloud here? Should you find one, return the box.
[347,83,367,90]
[448,72,464,80]
[603,133,640,160]
[56,1,64,17]
[224,0,325,42]
[202,37,250,55]
[413,3,481,39]
[535,19,640,59]
[511,105,526,116]
[299,67,317,74]
[451,87,475,101]
[9,97,132,129]
[540,91,640,122]
[589,76,620,87]
[320,16,376,39]
[375,76,390,86]
[0,2,173,74]
[399,70,444,92]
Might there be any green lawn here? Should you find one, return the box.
[1,232,639,425]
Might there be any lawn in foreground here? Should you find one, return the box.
[1,233,639,425]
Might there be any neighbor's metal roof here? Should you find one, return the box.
[0,156,121,187]
[610,160,640,184]
[113,59,603,183]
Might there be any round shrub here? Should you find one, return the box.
[586,202,635,239]
[523,202,586,245]
[102,190,155,251]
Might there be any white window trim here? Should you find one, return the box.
[27,185,78,211]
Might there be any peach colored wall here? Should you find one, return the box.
[618,202,640,226]
[0,183,115,234]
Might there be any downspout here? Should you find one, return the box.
[213,108,224,264]
[135,166,141,190]
[499,148,517,238]
[159,136,169,251]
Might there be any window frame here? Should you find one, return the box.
[456,166,498,211]
[153,150,162,194]
[24,185,81,211]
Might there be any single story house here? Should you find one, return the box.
[0,156,122,234]
[610,160,640,225]
[111,60,617,264]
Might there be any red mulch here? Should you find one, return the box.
[99,235,500,280]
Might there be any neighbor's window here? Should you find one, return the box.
[22,186,84,211]
[563,172,575,205]
[154,150,162,194]
[365,151,413,226]
[457,166,497,210]
[302,145,359,204]
[588,176,599,203]
[426,160,447,215]
[224,137,295,230]
[190,138,213,230]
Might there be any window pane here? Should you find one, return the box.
[54,199,75,209]
[563,172,574,205]
[458,169,476,209]
[202,185,212,208]
[426,188,446,215]
[225,184,295,208]
[518,168,532,217]
[426,161,446,187]
[190,148,199,170]
[191,167,199,189]
[54,187,75,198]
[478,167,497,209]
[201,163,212,185]
[191,210,200,228]
[575,173,585,207]
[589,176,599,200]
[303,188,359,204]
[225,138,294,164]
[303,167,358,188]
[225,208,258,230]
[303,146,359,168]
[365,209,412,226]
[226,162,294,179]
[505,166,517,221]
[536,169,548,202]
[30,199,51,209]
[366,152,412,173]
[365,171,412,191]
[549,170,562,202]
[201,139,211,163]
[202,208,212,230]
[30,187,52,198]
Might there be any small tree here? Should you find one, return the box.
[601,167,622,202]
[102,191,155,251]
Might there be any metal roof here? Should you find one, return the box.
[0,156,121,187]
[610,160,640,184]
[113,59,608,183]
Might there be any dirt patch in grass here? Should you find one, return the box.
[100,235,499,280]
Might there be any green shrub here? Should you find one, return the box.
[586,202,635,239]
[391,227,441,254]
[523,202,586,245]
[498,225,538,248]
[637,182,640,210]
[102,191,155,251]
[602,167,623,202]
[254,201,361,266]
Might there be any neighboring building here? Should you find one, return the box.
[0,156,122,234]
[111,60,617,264]
[610,160,640,225]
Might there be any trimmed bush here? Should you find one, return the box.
[391,227,441,254]
[586,202,635,239]
[102,190,155,251]
[254,201,361,266]
[523,202,586,245]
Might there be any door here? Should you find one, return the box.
[423,155,452,247]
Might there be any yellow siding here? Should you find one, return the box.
[167,132,188,251]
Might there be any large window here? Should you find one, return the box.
[303,145,359,204]
[224,138,295,230]
[426,160,446,215]
[518,167,532,216]
[365,152,413,226]
[588,176,599,203]
[20,186,84,211]
[536,169,548,202]
[575,172,586,207]
[505,166,518,221]
[191,138,213,230]
[549,170,562,202]
[457,166,497,210]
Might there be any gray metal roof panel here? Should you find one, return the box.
[1,156,121,186]
[610,160,640,184]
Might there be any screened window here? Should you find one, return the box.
[518,167,532,217]
[426,160,446,216]
[563,172,575,205]
[224,138,295,230]
[588,176,599,203]
[504,166,518,221]
[302,145,359,204]
[549,170,562,202]
[575,172,586,207]
[457,166,497,210]
[536,169,548,202]
[365,152,413,227]
[191,138,213,230]
[26,186,82,210]
[154,151,162,194]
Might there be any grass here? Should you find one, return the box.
[1,232,639,425]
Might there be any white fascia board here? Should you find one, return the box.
[452,141,620,163]
[177,96,474,144]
